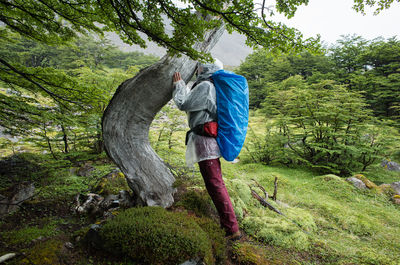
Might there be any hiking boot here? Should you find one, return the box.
[226,230,242,241]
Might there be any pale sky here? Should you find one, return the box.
[272,0,400,45]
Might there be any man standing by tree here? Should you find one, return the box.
[172,60,240,239]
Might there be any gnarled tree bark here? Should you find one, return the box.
[102,23,225,208]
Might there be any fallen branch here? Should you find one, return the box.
[249,182,310,235]
[249,186,283,215]
[0,253,17,263]
[251,178,269,200]
[273,176,278,201]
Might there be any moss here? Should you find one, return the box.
[93,170,130,196]
[175,189,215,217]
[242,207,316,250]
[21,239,63,264]
[354,174,378,189]
[355,247,396,265]
[225,178,254,221]
[376,183,395,195]
[231,242,264,265]
[194,216,227,264]
[99,207,217,264]
[1,218,60,246]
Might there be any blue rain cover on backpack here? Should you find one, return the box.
[212,69,249,161]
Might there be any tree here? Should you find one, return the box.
[263,77,383,176]
[237,49,333,108]
[1,0,398,206]
[329,35,400,127]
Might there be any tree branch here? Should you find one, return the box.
[0,58,78,106]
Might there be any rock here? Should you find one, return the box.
[390,182,400,195]
[392,195,400,205]
[377,184,393,194]
[346,177,367,190]
[64,242,74,249]
[381,159,400,171]
[75,193,104,216]
[84,224,103,250]
[0,182,35,217]
[180,258,204,265]
[77,163,95,177]
[353,174,377,189]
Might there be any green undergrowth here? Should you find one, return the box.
[99,206,226,265]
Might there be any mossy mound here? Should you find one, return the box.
[99,206,223,264]
[175,189,216,217]
[242,207,316,250]
[225,178,254,221]
[231,242,267,265]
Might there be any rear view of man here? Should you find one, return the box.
[172,59,240,239]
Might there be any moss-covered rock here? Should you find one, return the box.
[99,207,221,264]
[354,174,378,189]
[93,170,130,196]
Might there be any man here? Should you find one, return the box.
[172,59,240,239]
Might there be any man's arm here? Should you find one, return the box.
[172,72,211,112]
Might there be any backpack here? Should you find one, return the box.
[212,69,249,161]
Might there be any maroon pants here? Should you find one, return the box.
[198,158,239,235]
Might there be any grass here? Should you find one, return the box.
[221,161,400,263]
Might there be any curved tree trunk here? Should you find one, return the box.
[102,24,225,208]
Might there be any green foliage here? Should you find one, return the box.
[237,49,332,108]
[262,77,385,175]
[0,32,158,155]
[99,207,221,265]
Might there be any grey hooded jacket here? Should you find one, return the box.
[173,63,222,167]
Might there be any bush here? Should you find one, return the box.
[99,207,222,264]
[263,78,385,176]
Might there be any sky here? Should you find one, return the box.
[272,0,400,45]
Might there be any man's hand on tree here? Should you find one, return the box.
[173,72,182,83]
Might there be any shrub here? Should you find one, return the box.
[263,78,385,176]
[99,207,218,264]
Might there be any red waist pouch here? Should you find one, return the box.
[203,121,218,138]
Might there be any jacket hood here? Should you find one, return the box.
[196,60,223,82]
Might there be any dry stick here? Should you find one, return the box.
[251,178,269,200]
[273,176,278,201]
[249,185,310,235]
[250,186,282,215]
